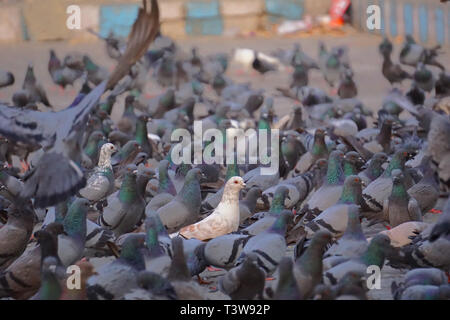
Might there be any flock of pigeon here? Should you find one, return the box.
[0,0,449,300]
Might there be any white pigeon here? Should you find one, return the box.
[179,176,246,240]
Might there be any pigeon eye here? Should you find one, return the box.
[234,180,238,184]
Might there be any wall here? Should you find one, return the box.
[351,0,450,46]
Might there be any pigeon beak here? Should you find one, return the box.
[360,180,366,188]
[242,182,246,188]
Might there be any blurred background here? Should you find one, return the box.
[0,0,448,45]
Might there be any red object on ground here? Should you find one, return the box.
[384,224,391,230]
[430,208,442,214]
[329,0,351,26]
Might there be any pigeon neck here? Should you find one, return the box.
[297,239,325,275]
[367,160,383,180]
[342,212,365,240]
[119,174,139,204]
[98,150,113,169]
[136,174,151,199]
[168,244,191,282]
[39,269,62,300]
[339,184,360,205]
[158,165,176,196]
[325,157,344,185]
[360,243,385,267]
[383,154,404,177]
[120,243,145,270]
[146,228,163,257]
[135,120,148,149]
[177,176,201,209]
[343,161,357,177]
[390,180,408,200]
[269,193,287,214]
[63,206,87,240]
[269,215,289,235]
[312,135,327,157]
[258,118,271,131]
[376,122,391,151]
[222,183,241,204]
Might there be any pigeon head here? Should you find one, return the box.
[119,234,146,270]
[125,164,139,176]
[361,234,392,267]
[241,252,260,269]
[383,149,408,177]
[41,222,66,237]
[343,151,364,176]
[245,186,262,199]
[133,152,149,166]
[101,142,118,156]
[339,175,363,204]
[185,168,205,182]
[225,176,246,191]
[344,152,364,167]
[371,152,388,165]
[378,37,393,55]
[270,185,290,213]
[314,158,328,170]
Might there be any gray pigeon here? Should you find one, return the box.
[293,230,332,299]
[322,205,368,271]
[324,234,393,285]
[0,70,14,88]
[99,164,146,236]
[391,268,448,300]
[79,143,117,202]
[0,202,35,271]
[58,198,89,266]
[219,252,265,300]
[382,169,422,228]
[306,150,345,211]
[273,257,302,300]
[87,234,146,300]
[203,233,252,269]
[237,210,292,275]
[12,64,52,108]
[387,198,449,273]
[157,168,204,233]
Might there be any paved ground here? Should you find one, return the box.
[1,30,448,300]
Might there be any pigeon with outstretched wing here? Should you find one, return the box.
[0,0,160,208]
